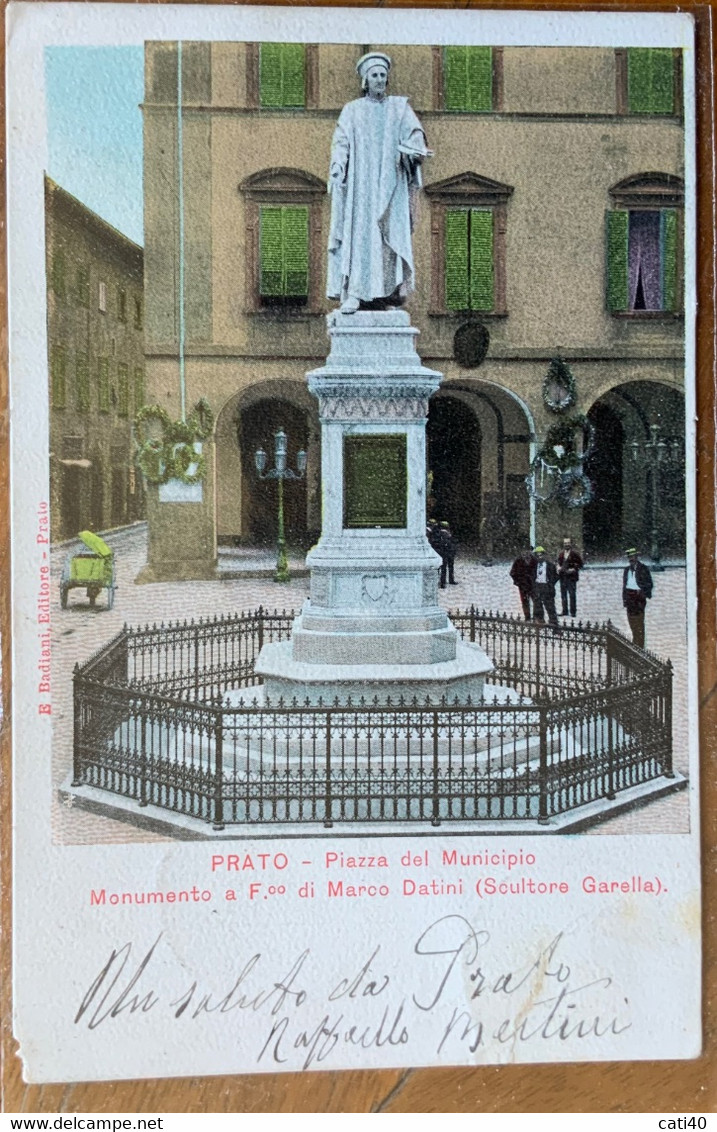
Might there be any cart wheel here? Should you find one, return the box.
[60,585,68,610]
[87,586,98,608]
[107,586,115,611]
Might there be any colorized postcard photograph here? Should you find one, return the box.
[7,3,700,1084]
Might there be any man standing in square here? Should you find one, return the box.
[557,536,584,618]
[622,548,653,649]
[532,546,559,627]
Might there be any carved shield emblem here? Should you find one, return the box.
[362,574,387,602]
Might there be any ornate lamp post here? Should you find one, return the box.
[254,430,307,582]
[630,423,683,573]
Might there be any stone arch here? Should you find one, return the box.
[428,379,534,553]
[583,379,685,557]
[215,379,320,546]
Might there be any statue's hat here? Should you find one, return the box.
[356,52,392,80]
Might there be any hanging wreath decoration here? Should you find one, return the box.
[133,399,212,485]
[541,414,596,468]
[525,454,562,503]
[169,442,206,485]
[134,404,171,447]
[557,467,594,508]
[137,438,169,484]
[529,414,596,507]
[542,357,577,414]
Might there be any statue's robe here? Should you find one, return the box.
[327,95,427,304]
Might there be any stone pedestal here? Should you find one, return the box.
[255,311,493,703]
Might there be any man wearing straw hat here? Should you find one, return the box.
[327,52,431,314]
[622,548,653,649]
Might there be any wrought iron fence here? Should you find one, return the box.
[72,607,673,830]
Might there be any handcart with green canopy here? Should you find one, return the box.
[60,530,116,610]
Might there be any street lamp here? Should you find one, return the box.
[630,422,683,572]
[254,430,307,582]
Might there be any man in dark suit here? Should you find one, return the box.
[622,548,653,649]
[532,546,559,626]
[509,547,536,621]
[557,536,584,618]
[435,521,458,587]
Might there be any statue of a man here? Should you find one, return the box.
[327,53,431,314]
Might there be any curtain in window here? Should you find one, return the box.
[607,207,680,312]
[628,211,662,310]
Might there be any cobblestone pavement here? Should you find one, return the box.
[50,525,691,843]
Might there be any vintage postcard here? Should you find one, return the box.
[7,3,701,1084]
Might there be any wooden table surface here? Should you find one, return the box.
[2,0,715,1112]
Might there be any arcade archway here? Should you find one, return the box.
[427,383,532,554]
[215,380,320,548]
[583,380,685,557]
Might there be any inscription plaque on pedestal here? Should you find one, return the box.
[343,434,407,528]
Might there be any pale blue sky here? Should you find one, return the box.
[45,46,144,245]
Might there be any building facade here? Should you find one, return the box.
[142,42,685,580]
[46,178,145,542]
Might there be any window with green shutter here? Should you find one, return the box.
[443,47,493,112]
[259,43,306,108]
[606,208,681,313]
[117,288,128,323]
[627,48,675,115]
[117,363,129,417]
[134,366,145,412]
[445,208,495,311]
[76,267,90,309]
[51,344,67,409]
[259,205,309,302]
[75,352,90,413]
[97,357,110,413]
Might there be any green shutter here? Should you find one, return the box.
[260,207,284,296]
[606,210,629,312]
[118,363,129,417]
[470,209,494,310]
[260,43,304,107]
[467,47,493,112]
[444,46,492,111]
[282,206,309,296]
[51,345,66,409]
[76,352,90,413]
[134,366,145,412]
[661,208,678,312]
[259,43,283,107]
[445,209,470,310]
[281,43,305,107]
[98,357,110,413]
[444,46,467,111]
[627,48,675,114]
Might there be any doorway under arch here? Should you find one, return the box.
[427,383,532,554]
[583,380,685,558]
[427,396,481,545]
[239,399,309,545]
